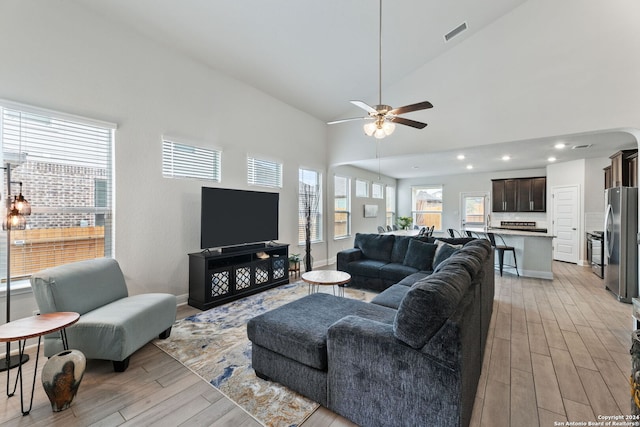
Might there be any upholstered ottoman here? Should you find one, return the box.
[247,293,396,406]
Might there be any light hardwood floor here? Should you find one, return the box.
[0,261,632,426]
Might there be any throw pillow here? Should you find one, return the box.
[355,233,395,262]
[403,239,437,271]
[432,244,459,271]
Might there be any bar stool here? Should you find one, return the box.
[447,228,463,238]
[487,232,519,276]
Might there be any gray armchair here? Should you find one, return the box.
[31,258,177,372]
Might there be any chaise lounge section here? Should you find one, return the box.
[247,239,494,427]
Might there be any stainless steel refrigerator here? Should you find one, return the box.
[604,186,638,303]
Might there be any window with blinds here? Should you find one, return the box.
[372,182,384,199]
[355,179,369,197]
[298,168,322,244]
[247,157,282,188]
[0,102,115,284]
[334,176,350,239]
[162,138,221,181]
[386,186,396,227]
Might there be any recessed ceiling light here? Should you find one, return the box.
[501,155,511,161]
[548,156,557,162]
[466,164,473,170]
[554,143,566,149]
[457,154,465,160]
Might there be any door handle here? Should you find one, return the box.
[572,228,576,230]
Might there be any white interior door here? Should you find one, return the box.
[552,185,579,263]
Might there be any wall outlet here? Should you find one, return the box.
[32,310,40,316]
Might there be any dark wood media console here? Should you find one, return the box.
[188,243,289,310]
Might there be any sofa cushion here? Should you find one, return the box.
[403,239,437,270]
[371,284,411,309]
[393,268,471,349]
[396,271,430,287]
[432,242,460,270]
[347,259,388,278]
[247,293,397,370]
[354,233,395,262]
[379,263,419,282]
[390,236,413,264]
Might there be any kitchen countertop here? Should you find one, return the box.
[466,227,556,238]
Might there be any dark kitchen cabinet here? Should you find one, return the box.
[603,165,612,189]
[629,152,638,187]
[492,177,546,212]
[517,177,546,212]
[608,149,637,188]
[492,179,517,212]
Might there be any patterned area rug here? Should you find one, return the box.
[153,281,373,427]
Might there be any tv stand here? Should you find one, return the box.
[188,243,289,310]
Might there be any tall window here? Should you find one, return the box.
[386,186,396,227]
[247,156,283,188]
[412,185,443,230]
[0,102,115,284]
[299,168,322,244]
[372,182,384,199]
[334,176,350,239]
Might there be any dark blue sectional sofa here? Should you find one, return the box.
[247,238,495,427]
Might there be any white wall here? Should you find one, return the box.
[327,165,396,263]
[585,157,611,232]
[397,167,547,234]
[0,1,327,320]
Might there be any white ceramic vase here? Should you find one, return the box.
[41,349,86,412]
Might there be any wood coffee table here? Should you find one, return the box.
[0,312,80,415]
[302,270,351,297]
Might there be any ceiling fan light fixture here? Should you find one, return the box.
[364,118,395,139]
[363,122,377,136]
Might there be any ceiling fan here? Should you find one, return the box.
[327,0,433,139]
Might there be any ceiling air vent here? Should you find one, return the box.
[571,144,592,149]
[444,22,468,42]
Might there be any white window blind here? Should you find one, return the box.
[0,103,115,283]
[299,168,322,244]
[355,179,369,197]
[372,182,384,199]
[247,157,283,188]
[334,176,350,239]
[162,138,221,181]
[386,186,396,227]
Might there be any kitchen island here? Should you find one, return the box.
[466,228,555,280]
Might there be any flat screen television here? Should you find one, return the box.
[200,187,279,249]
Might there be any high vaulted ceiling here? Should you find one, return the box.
[72,0,639,178]
[73,0,526,122]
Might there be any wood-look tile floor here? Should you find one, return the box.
[0,261,632,426]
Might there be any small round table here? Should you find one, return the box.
[0,312,80,415]
[302,270,351,297]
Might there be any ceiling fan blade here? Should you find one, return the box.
[350,100,378,114]
[327,117,371,125]
[392,116,428,129]
[389,101,433,115]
